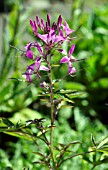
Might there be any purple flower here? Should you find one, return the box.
[30,14,51,34]
[23,56,50,82]
[37,29,64,46]
[60,44,77,75]
[22,14,77,82]
[29,14,74,48]
[26,50,33,59]
[68,62,76,75]
[40,81,49,89]
[57,15,62,29]
[63,21,74,36]
[30,20,38,35]
[25,42,43,59]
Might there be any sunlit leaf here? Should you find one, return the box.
[5,131,33,141]
[97,137,108,149]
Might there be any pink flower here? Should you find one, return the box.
[37,29,64,46]
[25,42,43,59]
[22,14,77,82]
[60,44,77,75]
[63,21,74,36]
[23,57,50,82]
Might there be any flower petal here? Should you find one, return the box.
[47,14,50,27]
[39,65,50,71]
[68,66,76,74]
[58,49,67,55]
[57,15,62,28]
[26,50,33,59]
[60,56,69,63]
[63,21,74,36]
[37,33,48,44]
[69,44,75,55]
[35,57,41,70]
[40,81,49,89]
[30,20,37,34]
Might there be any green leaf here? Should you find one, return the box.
[37,127,50,137]
[55,89,77,94]
[55,89,85,100]
[54,93,74,104]
[93,157,108,167]
[0,127,10,132]
[97,136,108,149]
[91,134,96,147]
[64,82,86,91]
[2,118,14,127]
[33,152,45,158]
[5,131,33,141]
[97,148,108,154]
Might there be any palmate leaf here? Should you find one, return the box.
[54,90,84,104]
[0,118,33,141]
[54,93,74,104]
[55,89,85,100]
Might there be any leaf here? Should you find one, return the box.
[33,161,45,165]
[33,152,45,158]
[66,91,85,99]
[5,131,33,141]
[0,127,10,132]
[54,93,74,104]
[91,134,96,147]
[65,141,81,148]
[59,141,81,150]
[64,82,86,91]
[55,89,77,94]
[96,146,108,154]
[37,128,49,137]
[93,157,108,167]
[2,118,14,127]
[55,89,84,101]
[97,136,108,149]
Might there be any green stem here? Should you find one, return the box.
[47,56,57,170]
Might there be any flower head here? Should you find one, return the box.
[22,14,76,82]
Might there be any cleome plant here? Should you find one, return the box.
[0,14,108,170]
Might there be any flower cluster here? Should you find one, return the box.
[23,14,77,83]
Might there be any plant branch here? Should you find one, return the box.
[57,150,95,167]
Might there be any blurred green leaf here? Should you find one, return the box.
[2,118,14,127]
[97,137,108,149]
[5,131,33,141]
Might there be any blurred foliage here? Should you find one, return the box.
[0,0,108,169]
[0,0,39,116]
[0,110,108,170]
[65,0,108,124]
